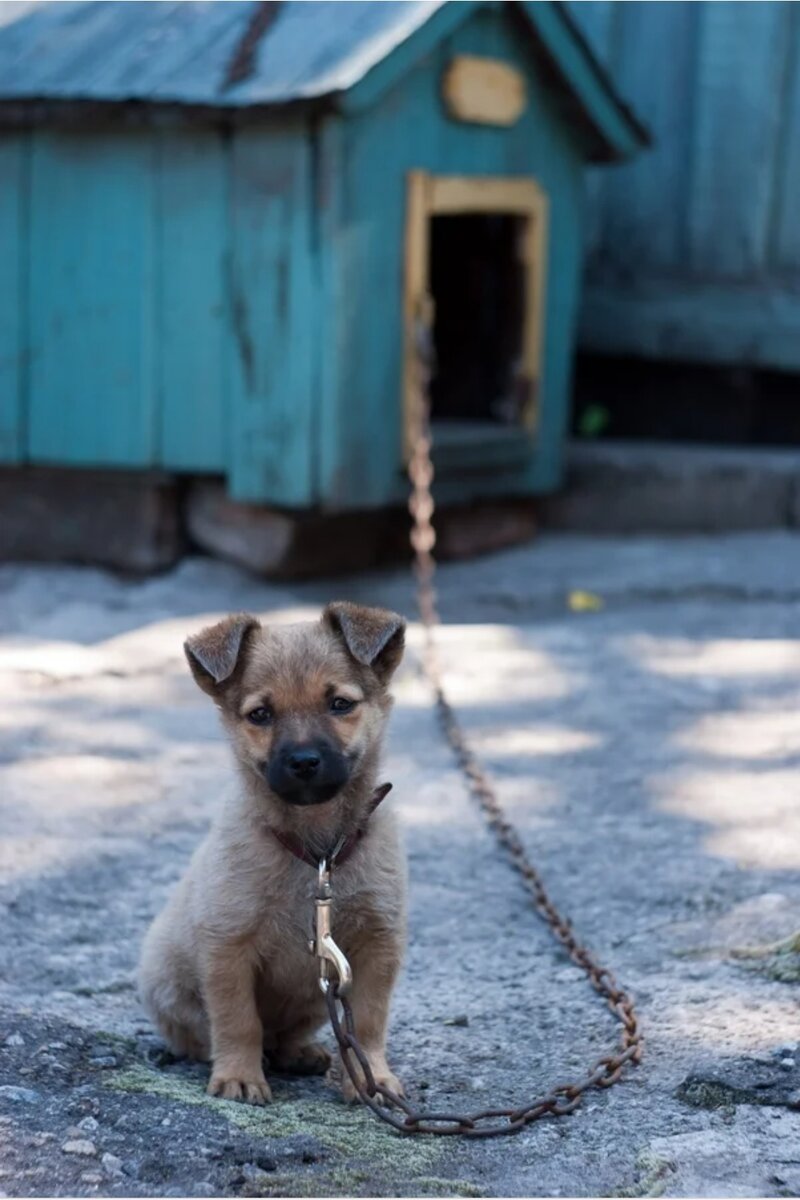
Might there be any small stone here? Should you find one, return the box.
[443,1014,469,1027]
[62,1139,97,1157]
[78,1116,99,1134]
[779,1057,795,1070]
[101,1153,123,1177]
[3,1033,23,1048]
[240,1164,276,1185]
[88,1055,117,1068]
[80,1172,103,1185]
[0,1085,39,1104]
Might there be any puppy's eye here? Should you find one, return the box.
[247,706,273,726]
[330,696,357,715]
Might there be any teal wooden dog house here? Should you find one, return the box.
[0,1,645,523]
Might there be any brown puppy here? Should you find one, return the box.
[138,602,407,1105]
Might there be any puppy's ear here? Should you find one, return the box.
[184,613,260,696]
[323,601,405,683]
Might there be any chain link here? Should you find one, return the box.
[325,315,643,1136]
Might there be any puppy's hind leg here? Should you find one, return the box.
[138,919,210,1061]
[272,1011,331,1077]
[154,1003,210,1062]
[139,972,210,1061]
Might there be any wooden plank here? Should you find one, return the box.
[571,0,617,263]
[325,49,442,509]
[581,283,800,370]
[314,114,345,511]
[442,55,527,127]
[687,2,786,276]
[401,170,433,460]
[27,130,157,467]
[520,186,548,432]
[226,122,316,506]
[519,0,646,160]
[564,1,617,61]
[591,1,697,273]
[0,134,27,464]
[157,128,227,473]
[428,173,545,214]
[771,6,800,269]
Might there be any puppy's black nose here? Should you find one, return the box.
[287,748,321,780]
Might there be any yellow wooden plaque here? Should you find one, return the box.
[442,55,527,127]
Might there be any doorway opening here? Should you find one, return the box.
[429,213,526,426]
[403,173,547,465]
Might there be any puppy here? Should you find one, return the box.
[138,602,407,1105]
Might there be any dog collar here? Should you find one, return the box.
[269,783,392,870]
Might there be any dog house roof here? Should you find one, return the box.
[0,1,646,160]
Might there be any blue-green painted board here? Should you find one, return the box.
[580,285,800,372]
[688,2,786,277]
[226,122,316,506]
[0,134,26,463]
[773,6,800,269]
[314,114,346,512]
[587,2,696,273]
[322,5,584,510]
[27,130,157,466]
[572,0,800,367]
[157,128,228,472]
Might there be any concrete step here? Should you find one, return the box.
[540,440,800,533]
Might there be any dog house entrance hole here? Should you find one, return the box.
[404,175,547,460]
[429,213,527,426]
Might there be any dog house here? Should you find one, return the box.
[0,1,645,527]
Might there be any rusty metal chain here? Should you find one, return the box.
[323,317,643,1136]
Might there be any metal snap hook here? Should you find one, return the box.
[313,856,352,995]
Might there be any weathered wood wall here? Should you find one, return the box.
[322,5,586,510]
[0,5,596,509]
[571,0,800,370]
[0,117,316,506]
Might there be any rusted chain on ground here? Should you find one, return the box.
[324,318,642,1136]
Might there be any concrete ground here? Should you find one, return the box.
[1,532,800,1199]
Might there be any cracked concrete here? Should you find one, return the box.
[1,532,800,1197]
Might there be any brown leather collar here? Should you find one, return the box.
[269,783,392,870]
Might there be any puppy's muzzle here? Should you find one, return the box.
[265,738,350,806]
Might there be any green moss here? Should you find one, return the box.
[412,1177,485,1197]
[239,1168,373,1198]
[107,1063,441,1173]
[730,933,800,983]
[608,1150,675,1198]
[92,1031,138,1053]
[765,954,800,984]
[240,1170,484,1199]
[675,1077,740,1110]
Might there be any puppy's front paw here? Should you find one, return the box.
[208,1069,272,1105]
